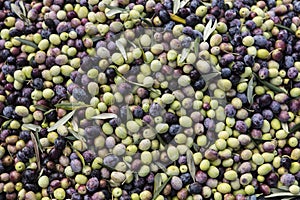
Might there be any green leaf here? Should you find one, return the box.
[290,123,300,133]
[15,38,39,49]
[47,110,76,132]
[116,40,128,61]
[54,102,91,110]
[203,19,217,42]
[33,105,49,112]
[30,132,41,171]
[1,119,12,129]
[91,113,118,120]
[141,18,153,27]
[194,37,200,56]
[202,72,221,81]
[105,4,127,11]
[253,73,287,94]
[65,136,77,141]
[11,3,23,19]
[74,149,86,167]
[179,48,190,63]
[173,0,180,14]
[23,124,42,132]
[152,175,172,200]
[68,128,86,142]
[155,162,167,172]
[274,24,295,33]
[247,76,254,105]
[154,173,162,195]
[91,35,104,42]
[186,150,196,182]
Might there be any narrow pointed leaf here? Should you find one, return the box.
[203,19,218,42]
[106,9,124,17]
[247,76,254,105]
[15,38,39,49]
[173,0,180,14]
[19,0,27,16]
[265,192,300,198]
[91,113,118,120]
[55,102,91,110]
[152,176,172,200]
[105,5,127,11]
[154,173,162,194]
[23,124,42,132]
[11,4,23,19]
[194,37,200,56]
[179,48,190,63]
[186,150,196,182]
[290,123,300,133]
[169,13,186,24]
[180,0,190,8]
[74,150,86,166]
[30,132,41,171]
[2,120,12,129]
[282,123,289,133]
[34,105,49,112]
[116,40,128,60]
[202,72,221,81]
[47,110,76,132]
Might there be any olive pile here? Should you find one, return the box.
[0,0,300,199]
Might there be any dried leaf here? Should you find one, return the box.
[180,0,190,8]
[106,9,124,17]
[116,40,128,61]
[169,13,186,24]
[23,124,42,132]
[247,76,254,105]
[47,110,76,132]
[186,150,196,182]
[91,113,118,120]
[74,150,86,166]
[30,132,41,171]
[179,48,190,63]
[194,37,200,56]
[19,0,27,16]
[290,123,300,133]
[15,38,39,49]
[282,123,289,133]
[203,19,218,42]
[173,0,180,14]
[152,175,172,200]
[71,118,79,132]
[154,173,162,194]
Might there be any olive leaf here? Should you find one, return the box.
[186,149,196,182]
[265,192,300,198]
[200,1,212,6]
[180,0,190,8]
[19,0,27,16]
[91,113,118,120]
[247,76,254,105]
[47,110,76,132]
[282,123,289,133]
[106,9,125,17]
[194,37,200,56]
[289,123,300,133]
[33,105,49,112]
[23,123,42,132]
[203,19,218,42]
[141,18,153,27]
[155,162,167,172]
[105,4,127,11]
[154,173,162,194]
[65,136,77,141]
[253,73,288,94]
[179,48,190,63]
[15,38,39,49]
[152,175,172,200]
[91,35,104,42]
[54,102,91,110]
[202,72,221,81]
[30,132,41,171]
[169,13,186,24]
[126,106,133,121]
[74,149,86,166]
[1,119,12,129]
[44,109,56,116]
[274,24,294,33]
[68,128,86,142]
[173,0,180,14]
[116,40,128,61]
[71,118,79,132]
